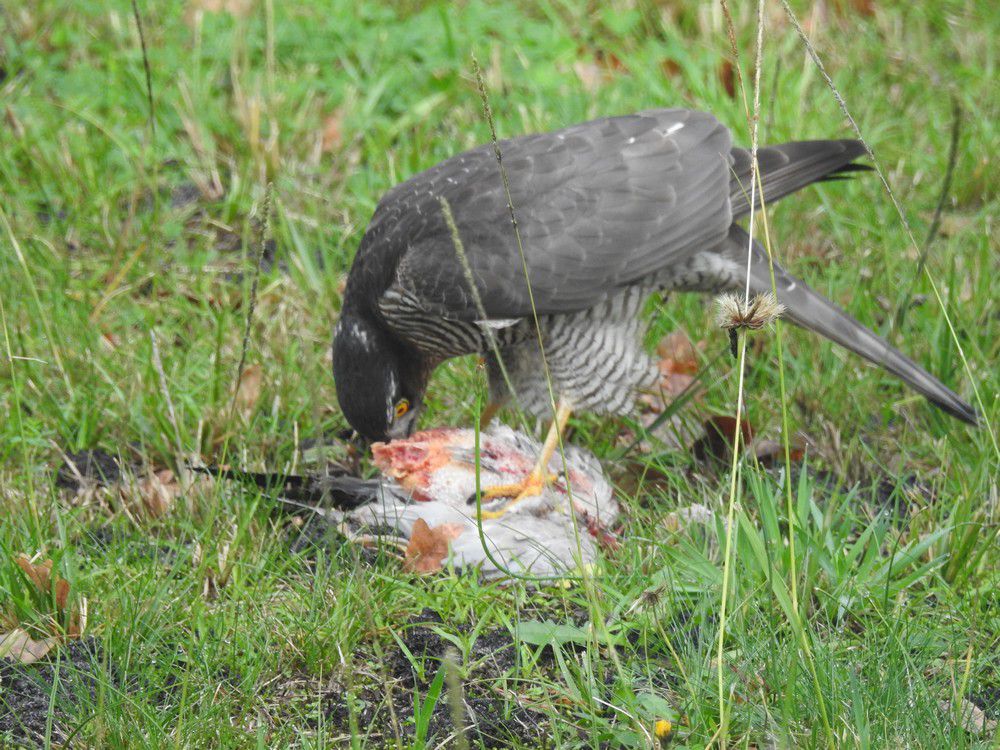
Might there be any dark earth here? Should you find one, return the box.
[281,608,552,748]
[56,449,130,491]
[0,638,109,747]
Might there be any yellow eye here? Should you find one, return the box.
[394,399,410,418]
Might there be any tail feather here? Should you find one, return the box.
[722,226,977,425]
[729,140,870,217]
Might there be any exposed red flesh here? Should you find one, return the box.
[371,429,457,500]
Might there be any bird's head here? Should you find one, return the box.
[332,309,428,443]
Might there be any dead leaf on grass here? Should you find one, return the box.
[718,59,737,99]
[100,330,121,351]
[657,329,704,398]
[851,0,876,16]
[595,49,626,73]
[834,0,876,17]
[403,519,463,574]
[691,415,754,463]
[235,364,263,413]
[14,555,54,593]
[752,436,807,467]
[134,468,180,517]
[940,698,998,735]
[657,331,699,374]
[320,109,344,153]
[11,554,84,640]
[0,628,61,665]
[660,58,682,79]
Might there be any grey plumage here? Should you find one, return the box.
[368,109,732,319]
[719,226,976,422]
[333,108,975,442]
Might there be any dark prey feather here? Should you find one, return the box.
[191,465,379,511]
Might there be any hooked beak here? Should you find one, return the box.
[385,410,419,441]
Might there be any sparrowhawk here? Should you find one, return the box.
[332,109,975,512]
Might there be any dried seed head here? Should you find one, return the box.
[715,291,786,331]
[715,293,744,330]
[626,583,668,615]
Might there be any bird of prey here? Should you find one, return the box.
[333,109,975,516]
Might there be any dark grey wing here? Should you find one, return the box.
[729,140,869,217]
[364,109,734,320]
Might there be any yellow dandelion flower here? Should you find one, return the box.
[654,719,673,742]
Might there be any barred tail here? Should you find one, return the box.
[723,226,977,425]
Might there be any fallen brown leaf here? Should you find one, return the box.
[10,554,84,640]
[657,330,699,375]
[851,0,876,16]
[320,109,344,153]
[941,698,998,735]
[135,468,180,517]
[594,49,626,73]
[833,0,876,17]
[752,435,807,467]
[718,59,737,99]
[15,555,53,593]
[660,58,682,79]
[658,372,694,400]
[235,364,263,413]
[0,629,60,665]
[691,415,754,463]
[403,519,462,574]
[100,331,121,351]
[657,329,703,398]
[55,578,70,611]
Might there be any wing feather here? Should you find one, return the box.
[362,109,734,320]
[729,139,868,216]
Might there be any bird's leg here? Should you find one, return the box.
[475,400,573,519]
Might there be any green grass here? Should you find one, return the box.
[1,0,998,747]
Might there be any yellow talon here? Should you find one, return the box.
[476,470,556,519]
[473,399,573,520]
